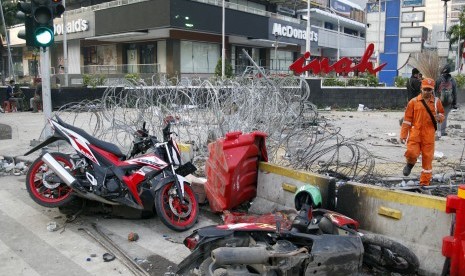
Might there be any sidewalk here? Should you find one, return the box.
[0,111,48,162]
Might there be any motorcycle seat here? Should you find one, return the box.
[55,116,125,158]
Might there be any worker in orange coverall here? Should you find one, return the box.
[400,78,445,186]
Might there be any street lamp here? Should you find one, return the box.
[329,8,340,61]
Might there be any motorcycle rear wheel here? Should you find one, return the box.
[361,233,419,274]
[26,152,76,208]
[154,182,199,231]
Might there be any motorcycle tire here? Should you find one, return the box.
[26,152,76,208]
[199,257,227,276]
[361,233,419,274]
[154,182,199,231]
[199,257,260,276]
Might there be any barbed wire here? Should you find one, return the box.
[55,75,375,182]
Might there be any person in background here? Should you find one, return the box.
[30,84,42,113]
[399,68,422,126]
[400,78,445,186]
[6,80,22,111]
[435,64,458,136]
[406,68,422,102]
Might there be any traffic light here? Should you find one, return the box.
[16,1,35,47]
[52,0,65,19]
[31,0,54,48]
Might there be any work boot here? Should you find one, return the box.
[403,163,414,176]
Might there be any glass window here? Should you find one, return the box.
[83,46,98,65]
[181,41,220,74]
[271,50,293,73]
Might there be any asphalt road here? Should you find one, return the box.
[0,174,219,276]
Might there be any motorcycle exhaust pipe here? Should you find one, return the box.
[41,153,118,205]
[211,247,270,265]
[42,153,80,187]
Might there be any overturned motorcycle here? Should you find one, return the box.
[24,116,199,231]
[177,185,420,275]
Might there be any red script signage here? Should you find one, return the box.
[289,43,387,75]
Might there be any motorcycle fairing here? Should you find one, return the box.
[24,134,62,156]
[217,223,277,231]
[125,154,168,170]
[52,120,100,165]
[315,209,359,230]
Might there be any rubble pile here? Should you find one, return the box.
[0,157,28,177]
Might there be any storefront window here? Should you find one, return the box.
[271,50,293,73]
[180,41,219,74]
[83,46,97,65]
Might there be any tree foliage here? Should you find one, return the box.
[214,59,234,78]
[447,7,465,62]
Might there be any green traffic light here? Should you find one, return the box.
[34,27,54,47]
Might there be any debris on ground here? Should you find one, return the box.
[128,232,139,242]
[103,252,116,262]
[46,221,58,232]
[0,157,28,177]
[434,151,445,160]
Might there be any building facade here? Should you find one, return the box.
[8,0,367,84]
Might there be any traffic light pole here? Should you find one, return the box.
[0,0,15,81]
[40,48,52,137]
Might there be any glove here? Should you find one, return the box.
[400,138,406,144]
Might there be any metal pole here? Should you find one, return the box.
[63,0,68,86]
[0,0,14,81]
[457,20,461,72]
[40,48,52,137]
[221,0,225,79]
[377,0,381,67]
[274,33,278,71]
[306,0,310,77]
[444,0,448,40]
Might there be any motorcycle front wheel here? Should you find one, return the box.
[361,233,420,274]
[26,152,76,208]
[154,182,199,231]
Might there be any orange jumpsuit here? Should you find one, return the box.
[400,94,444,185]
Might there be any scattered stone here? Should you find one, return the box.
[128,232,139,242]
[90,253,97,258]
[46,221,58,232]
[0,158,29,177]
[406,180,415,186]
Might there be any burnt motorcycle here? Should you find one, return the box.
[24,116,199,231]
[177,185,420,275]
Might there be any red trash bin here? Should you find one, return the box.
[205,131,268,212]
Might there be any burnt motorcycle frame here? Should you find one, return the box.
[24,116,198,231]
[177,208,365,275]
[178,208,420,275]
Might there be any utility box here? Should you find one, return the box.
[205,131,268,212]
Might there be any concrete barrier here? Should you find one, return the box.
[251,162,451,275]
[250,162,335,214]
[336,182,450,275]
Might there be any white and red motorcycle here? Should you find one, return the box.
[24,116,199,231]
